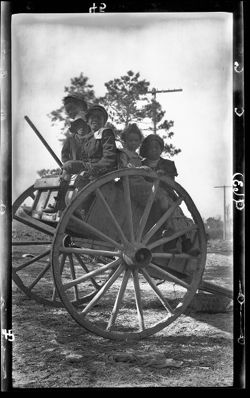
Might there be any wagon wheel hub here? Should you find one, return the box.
[122,246,152,268]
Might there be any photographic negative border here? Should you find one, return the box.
[0,0,245,391]
[1,1,12,392]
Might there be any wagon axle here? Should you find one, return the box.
[123,246,152,268]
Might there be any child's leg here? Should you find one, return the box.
[55,173,71,212]
[73,171,94,219]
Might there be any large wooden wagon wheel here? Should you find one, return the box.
[51,169,207,340]
[12,185,105,307]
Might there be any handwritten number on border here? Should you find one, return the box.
[2,329,15,342]
[89,3,106,13]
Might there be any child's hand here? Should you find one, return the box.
[63,161,84,174]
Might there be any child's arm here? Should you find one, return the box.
[62,160,85,174]
[92,129,117,170]
[61,137,72,164]
[118,151,129,168]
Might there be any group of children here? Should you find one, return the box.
[44,92,177,213]
[42,92,198,255]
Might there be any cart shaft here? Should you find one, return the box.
[198,280,233,299]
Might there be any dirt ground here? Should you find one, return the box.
[11,232,234,389]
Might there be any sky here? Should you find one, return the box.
[11,12,233,220]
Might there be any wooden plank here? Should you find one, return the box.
[34,177,61,189]
[34,177,75,189]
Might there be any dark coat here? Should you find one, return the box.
[80,127,118,172]
[61,118,90,163]
[73,127,118,191]
[61,135,84,163]
[142,157,178,179]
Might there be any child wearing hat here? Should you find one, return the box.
[43,93,90,214]
[118,123,144,168]
[140,134,178,179]
[62,104,117,192]
[63,92,88,122]
[116,126,173,214]
[61,93,90,164]
[61,118,90,164]
[140,134,199,255]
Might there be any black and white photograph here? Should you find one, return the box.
[1,1,245,390]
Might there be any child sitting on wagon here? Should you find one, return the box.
[118,123,144,168]
[62,104,117,191]
[117,125,173,214]
[43,92,90,214]
[140,134,178,179]
[139,134,200,255]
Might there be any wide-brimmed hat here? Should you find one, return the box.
[140,134,164,157]
[63,92,88,110]
[86,105,108,124]
[69,118,90,134]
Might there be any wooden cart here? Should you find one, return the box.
[12,116,233,339]
[12,165,232,341]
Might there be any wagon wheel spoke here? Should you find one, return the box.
[62,258,121,291]
[81,263,125,316]
[95,188,129,245]
[67,254,80,301]
[132,269,145,331]
[12,241,52,246]
[122,175,134,243]
[74,253,101,290]
[136,179,159,243]
[27,261,51,292]
[148,263,190,290]
[13,214,55,236]
[106,268,131,331]
[69,215,123,250]
[71,238,115,251]
[14,249,51,272]
[51,253,67,302]
[142,197,183,244]
[148,225,198,250]
[60,246,120,258]
[152,252,195,260]
[141,268,173,313]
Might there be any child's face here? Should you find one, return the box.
[88,111,105,132]
[146,140,162,160]
[77,128,85,136]
[125,133,141,152]
[65,101,85,120]
[76,125,89,136]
